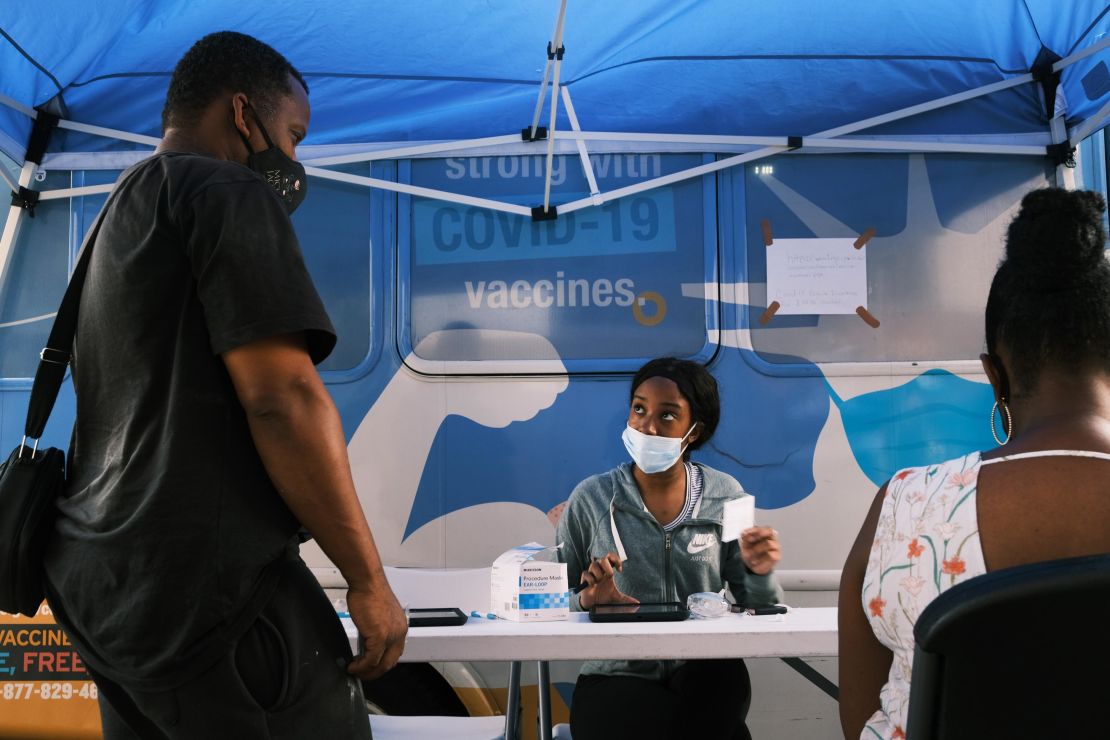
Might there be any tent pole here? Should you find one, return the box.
[1050,115,1076,189]
[526,60,554,140]
[541,3,568,213]
[560,86,600,199]
[526,0,568,141]
[0,161,36,292]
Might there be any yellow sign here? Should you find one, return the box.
[0,602,101,739]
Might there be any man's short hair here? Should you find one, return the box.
[161,31,308,133]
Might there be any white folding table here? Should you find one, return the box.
[348,607,838,740]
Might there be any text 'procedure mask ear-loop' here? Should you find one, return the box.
[238,103,307,214]
[622,423,697,474]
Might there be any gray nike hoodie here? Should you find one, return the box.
[556,461,782,681]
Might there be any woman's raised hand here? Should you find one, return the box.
[740,526,781,575]
[578,552,639,609]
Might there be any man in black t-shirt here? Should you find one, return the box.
[43,32,407,739]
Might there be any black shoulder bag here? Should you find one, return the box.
[0,196,113,616]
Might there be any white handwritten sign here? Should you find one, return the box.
[766,238,867,315]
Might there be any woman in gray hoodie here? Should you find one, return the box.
[557,357,783,740]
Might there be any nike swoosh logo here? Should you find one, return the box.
[687,541,716,554]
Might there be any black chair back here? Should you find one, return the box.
[906,553,1110,739]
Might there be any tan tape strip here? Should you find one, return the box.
[856,306,880,328]
[761,219,773,246]
[854,227,876,249]
[759,301,781,325]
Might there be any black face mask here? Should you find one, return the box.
[238,104,307,214]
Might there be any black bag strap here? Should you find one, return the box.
[24,190,119,441]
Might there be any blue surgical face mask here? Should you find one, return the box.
[622,423,696,474]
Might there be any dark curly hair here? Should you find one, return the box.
[985,188,1110,394]
[630,357,720,454]
[161,31,308,133]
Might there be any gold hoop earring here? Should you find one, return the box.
[990,400,1013,446]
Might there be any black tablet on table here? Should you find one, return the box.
[407,607,469,627]
[589,602,689,622]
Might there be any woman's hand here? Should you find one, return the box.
[740,526,781,575]
[577,552,639,609]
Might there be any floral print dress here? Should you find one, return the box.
[860,451,987,740]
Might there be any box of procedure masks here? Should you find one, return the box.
[491,543,569,622]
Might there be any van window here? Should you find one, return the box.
[739,153,1050,366]
[1078,129,1108,235]
[0,170,70,379]
[400,153,716,372]
[291,163,376,374]
[0,164,376,381]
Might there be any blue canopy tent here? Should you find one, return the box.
[0,0,1108,277]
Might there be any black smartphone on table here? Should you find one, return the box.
[589,602,689,622]
[731,603,788,615]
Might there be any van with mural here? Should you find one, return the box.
[1,2,1109,737]
[1,137,1106,737]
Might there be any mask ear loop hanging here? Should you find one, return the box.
[677,422,698,460]
[245,103,278,150]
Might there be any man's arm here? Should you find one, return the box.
[838,484,894,738]
[222,332,407,680]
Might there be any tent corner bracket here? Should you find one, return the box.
[1046,142,1077,168]
[531,204,558,221]
[10,186,39,217]
[522,126,549,142]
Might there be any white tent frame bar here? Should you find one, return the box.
[1059,34,1110,69]
[37,183,115,201]
[817,35,1108,140]
[798,138,1044,155]
[303,165,532,217]
[0,91,36,120]
[1070,96,1110,148]
[559,146,785,215]
[560,87,600,198]
[303,134,523,166]
[56,119,160,147]
[815,74,1034,139]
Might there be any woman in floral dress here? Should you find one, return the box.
[837,188,1110,739]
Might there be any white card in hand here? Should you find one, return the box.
[721,496,755,542]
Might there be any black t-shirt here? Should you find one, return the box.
[43,152,336,689]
